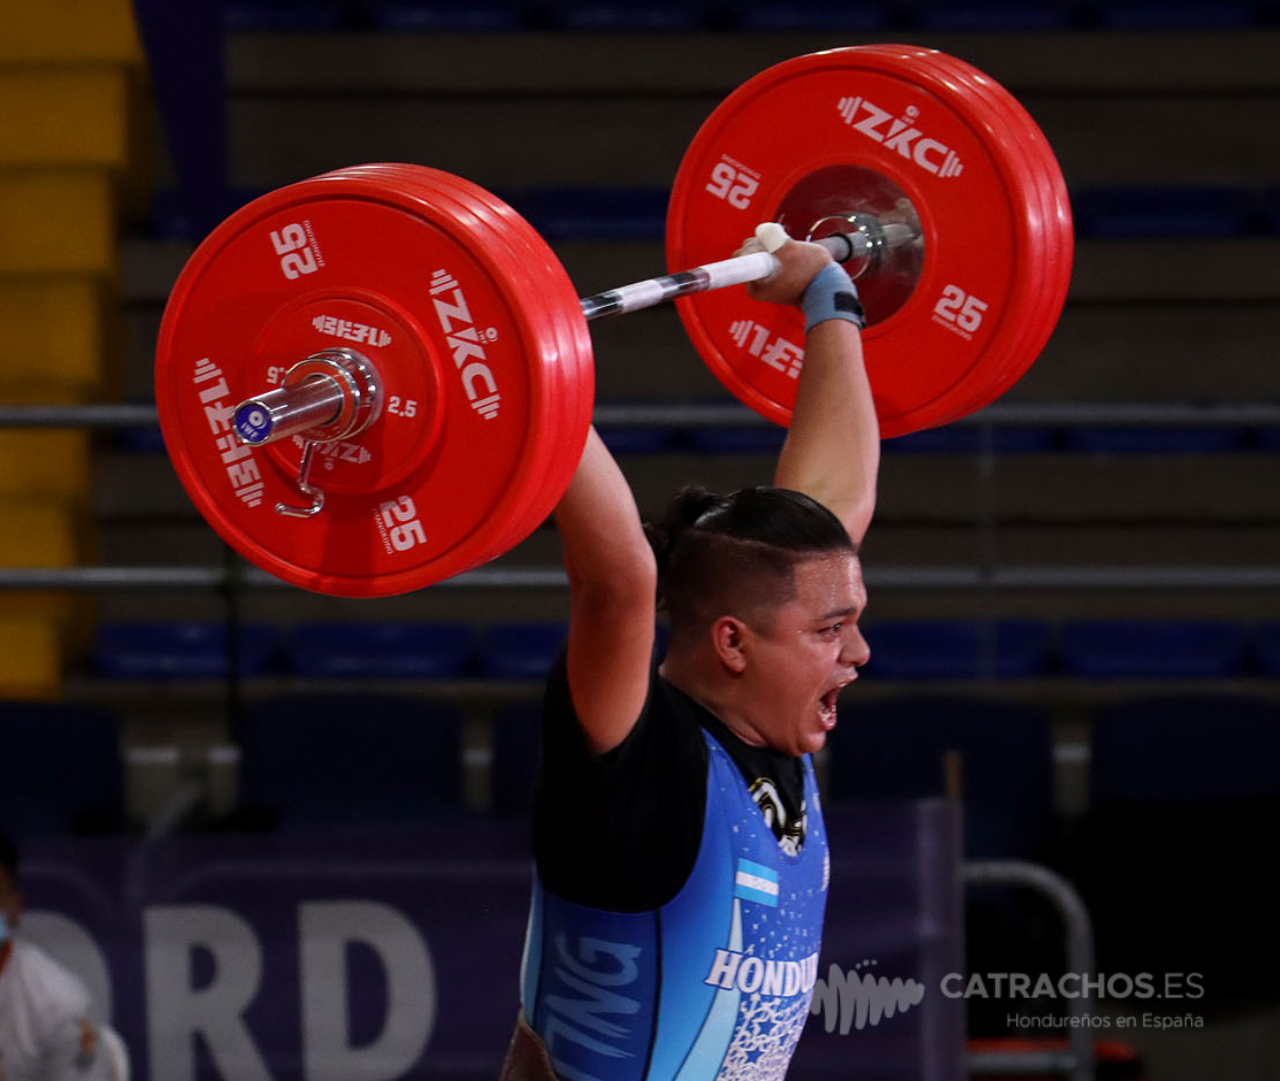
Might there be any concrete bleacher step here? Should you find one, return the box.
[216,28,1280,190]
[76,615,1280,688]
[0,431,92,499]
[91,440,1280,527]
[594,450,1280,532]
[0,279,113,400]
[0,69,135,172]
[0,496,99,641]
[221,88,1280,191]
[3,0,144,66]
[226,29,1279,95]
[0,496,93,568]
[0,172,117,276]
[1014,302,1280,402]
[0,618,63,700]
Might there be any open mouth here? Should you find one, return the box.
[818,686,844,730]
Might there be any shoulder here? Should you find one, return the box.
[4,941,93,1046]
[12,940,92,1015]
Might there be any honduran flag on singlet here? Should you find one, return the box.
[520,731,829,1081]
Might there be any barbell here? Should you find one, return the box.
[154,44,1073,597]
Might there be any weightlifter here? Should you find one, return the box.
[501,229,877,1080]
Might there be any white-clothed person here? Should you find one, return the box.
[0,829,114,1081]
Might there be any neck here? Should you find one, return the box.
[659,650,766,749]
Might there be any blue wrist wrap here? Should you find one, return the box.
[801,263,865,332]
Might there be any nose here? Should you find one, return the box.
[841,624,871,670]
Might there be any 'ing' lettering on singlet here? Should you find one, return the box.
[542,934,643,1077]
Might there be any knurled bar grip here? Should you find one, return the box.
[579,231,860,321]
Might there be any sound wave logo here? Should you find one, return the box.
[810,960,925,1033]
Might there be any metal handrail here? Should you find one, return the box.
[2,564,1280,591]
[2,401,1280,430]
[963,861,1097,1081]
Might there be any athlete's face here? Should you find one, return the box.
[740,553,869,757]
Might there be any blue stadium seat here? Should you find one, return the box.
[1256,427,1280,451]
[287,622,475,679]
[733,1,891,30]
[1071,186,1259,237]
[148,187,270,241]
[1060,619,1248,679]
[598,426,680,455]
[236,693,465,829]
[1090,0,1258,29]
[110,403,167,453]
[478,623,567,680]
[362,1,524,29]
[1061,426,1245,453]
[537,0,709,30]
[222,0,347,30]
[864,620,1053,680]
[1263,187,1280,234]
[907,0,1076,30]
[826,696,1056,861]
[883,426,1057,454]
[0,703,126,835]
[1090,694,1280,803]
[682,427,787,455]
[1255,622,1280,677]
[489,703,543,817]
[1076,695,1280,1004]
[91,622,280,679]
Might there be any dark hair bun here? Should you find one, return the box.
[644,485,719,575]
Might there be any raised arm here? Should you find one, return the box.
[555,426,658,756]
[748,232,880,545]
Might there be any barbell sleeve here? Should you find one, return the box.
[234,376,344,446]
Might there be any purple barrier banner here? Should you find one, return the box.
[18,803,963,1081]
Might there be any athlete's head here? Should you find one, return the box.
[648,486,853,641]
[647,486,869,756]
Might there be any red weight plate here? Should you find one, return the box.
[929,53,1072,420]
[416,171,593,559]
[156,164,592,597]
[319,164,593,571]
[667,45,1073,438]
[365,164,586,563]
[896,47,1071,425]
[906,49,1067,418]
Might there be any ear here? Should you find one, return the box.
[709,615,749,674]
